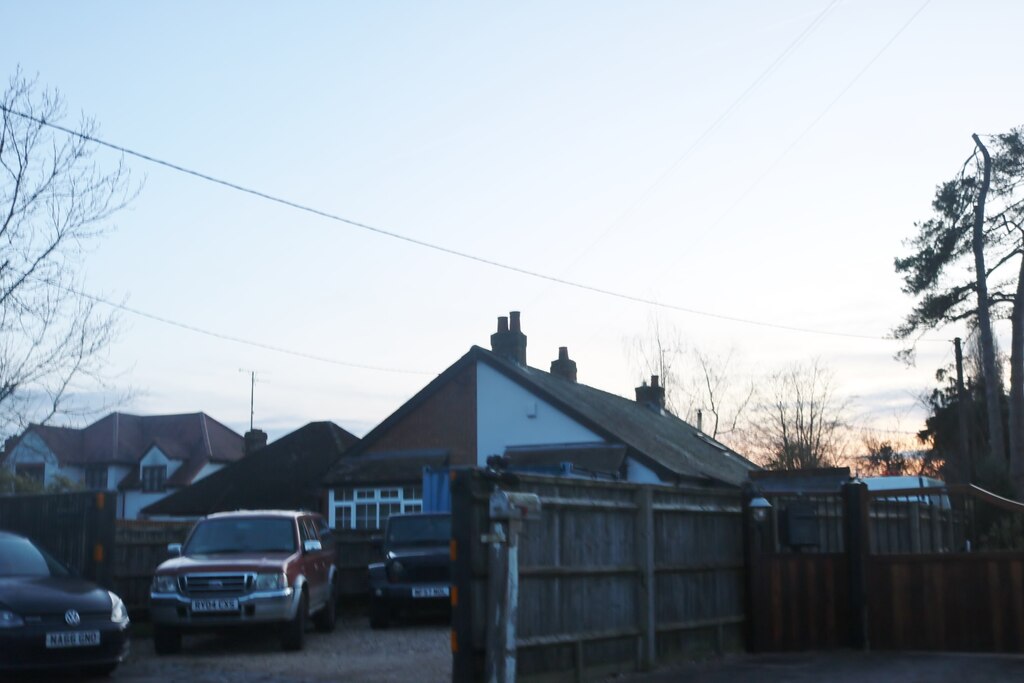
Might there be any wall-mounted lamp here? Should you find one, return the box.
[749,496,772,523]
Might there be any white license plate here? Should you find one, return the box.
[412,586,449,598]
[191,598,240,613]
[46,630,100,648]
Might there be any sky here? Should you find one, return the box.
[2,1,1023,446]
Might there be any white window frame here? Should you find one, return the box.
[330,485,423,529]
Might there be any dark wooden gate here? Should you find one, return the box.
[0,491,117,587]
[747,482,1024,653]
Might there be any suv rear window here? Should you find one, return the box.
[386,515,450,545]
[185,517,297,554]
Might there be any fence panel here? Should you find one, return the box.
[113,520,194,617]
[0,491,116,587]
[451,470,745,682]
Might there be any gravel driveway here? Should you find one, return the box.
[110,614,450,683]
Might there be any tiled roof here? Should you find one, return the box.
[141,422,359,517]
[19,412,244,468]
[325,346,757,487]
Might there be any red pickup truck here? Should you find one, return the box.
[149,510,337,653]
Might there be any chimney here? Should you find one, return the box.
[696,409,703,433]
[490,310,527,365]
[550,346,577,382]
[244,429,268,456]
[635,375,666,412]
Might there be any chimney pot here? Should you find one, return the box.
[651,375,660,389]
[550,346,577,382]
[490,311,527,365]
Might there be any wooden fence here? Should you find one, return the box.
[747,482,1024,653]
[451,470,745,682]
[113,520,194,617]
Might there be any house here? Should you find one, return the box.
[1,412,251,519]
[321,311,758,530]
[141,421,359,519]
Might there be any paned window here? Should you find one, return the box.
[331,486,424,529]
[85,466,107,490]
[141,465,167,493]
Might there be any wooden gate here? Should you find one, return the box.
[747,482,1024,653]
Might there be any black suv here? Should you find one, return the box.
[367,513,451,628]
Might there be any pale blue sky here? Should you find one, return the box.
[2,1,1022,443]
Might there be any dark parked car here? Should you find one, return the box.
[0,530,130,676]
[149,510,337,653]
[368,512,451,628]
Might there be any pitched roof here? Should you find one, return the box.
[141,422,359,517]
[17,412,244,468]
[327,449,450,486]
[326,346,757,487]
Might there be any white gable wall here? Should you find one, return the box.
[476,361,604,467]
[5,433,61,486]
[122,446,180,520]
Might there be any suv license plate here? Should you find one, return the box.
[412,586,449,598]
[192,598,240,613]
[46,630,100,648]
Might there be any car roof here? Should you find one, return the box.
[203,509,320,521]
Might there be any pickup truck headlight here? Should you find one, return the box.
[0,609,23,628]
[254,572,286,591]
[108,592,129,625]
[151,574,178,594]
[386,560,405,583]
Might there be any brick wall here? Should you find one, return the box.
[367,362,478,466]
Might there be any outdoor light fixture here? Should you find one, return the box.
[749,496,772,523]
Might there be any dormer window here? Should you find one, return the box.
[142,465,167,493]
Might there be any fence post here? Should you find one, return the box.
[484,490,542,683]
[842,481,869,650]
[634,487,656,671]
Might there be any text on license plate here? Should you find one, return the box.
[192,598,240,612]
[46,630,100,648]
[412,586,449,598]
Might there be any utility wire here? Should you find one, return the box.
[687,0,933,246]
[559,0,842,271]
[0,56,931,345]
[61,282,434,375]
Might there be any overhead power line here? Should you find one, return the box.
[62,282,434,375]
[1,90,935,344]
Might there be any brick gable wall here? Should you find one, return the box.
[366,362,478,466]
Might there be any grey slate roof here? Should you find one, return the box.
[323,345,757,488]
[478,347,757,486]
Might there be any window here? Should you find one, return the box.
[331,486,424,529]
[85,466,107,490]
[141,465,167,493]
[14,463,44,484]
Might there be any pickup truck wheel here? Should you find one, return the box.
[282,590,308,651]
[369,598,391,629]
[313,583,337,633]
[153,625,181,655]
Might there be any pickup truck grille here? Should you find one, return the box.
[179,573,253,596]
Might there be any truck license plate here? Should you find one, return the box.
[192,598,240,613]
[46,630,100,648]
[412,586,449,598]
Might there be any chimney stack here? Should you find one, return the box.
[697,408,703,433]
[490,311,527,365]
[550,346,578,382]
[635,375,666,412]
[244,428,268,456]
